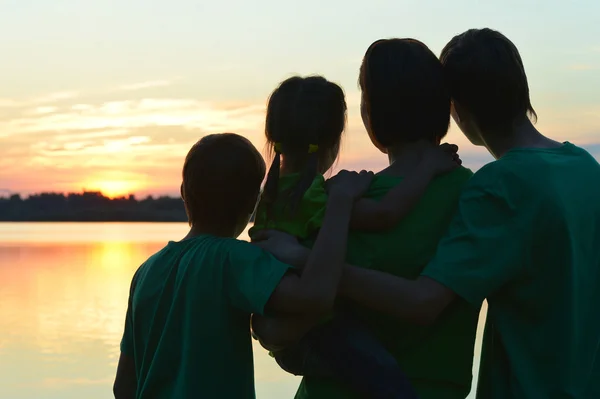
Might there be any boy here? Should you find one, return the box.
[257,29,600,398]
[112,133,373,398]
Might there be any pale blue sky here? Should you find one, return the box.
[1,0,599,195]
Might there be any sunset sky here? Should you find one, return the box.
[1,0,599,198]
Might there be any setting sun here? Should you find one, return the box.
[83,180,140,198]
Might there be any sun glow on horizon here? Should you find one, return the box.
[83,180,142,199]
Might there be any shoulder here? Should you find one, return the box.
[278,173,326,203]
[465,159,531,201]
[306,174,326,194]
[183,236,284,276]
[299,174,328,206]
[165,236,260,268]
[134,243,173,278]
[435,166,473,187]
[220,237,276,265]
[424,166,474,202]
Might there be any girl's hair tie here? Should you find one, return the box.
[274,142,283,153]
[308,144,319,154]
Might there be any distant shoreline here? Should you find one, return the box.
[0,220,187,223]
[0,191,188,223]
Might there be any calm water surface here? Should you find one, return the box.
[0,223,486,398]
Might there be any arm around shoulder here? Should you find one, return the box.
[348,145,461,231]
[340,265,456,326]
[339,174,526,325]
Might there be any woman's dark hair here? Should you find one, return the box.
[440,28,537,133]
[262,76,346,212]
[359,38,451,146]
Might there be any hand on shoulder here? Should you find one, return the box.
[325,169,375,200]
[422,143,462,176]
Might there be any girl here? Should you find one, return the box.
[250,75,460,398]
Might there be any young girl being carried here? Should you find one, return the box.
[250,75,460,398]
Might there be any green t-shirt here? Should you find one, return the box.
[422,143,600,398]
[249,174,327,240]
[120,235,290,399]
[296,167,479,399]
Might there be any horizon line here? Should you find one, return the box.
[0,190,181,200]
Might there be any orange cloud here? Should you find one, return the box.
[1,84,599,197]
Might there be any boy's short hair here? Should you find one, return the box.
[440,28,537,132]
[359,38,451,146]
[182,133,266,227]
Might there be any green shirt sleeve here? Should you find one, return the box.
[298,180,328,237]
[225,241,291,315]
[249,175,327,240]
[422,172,529,307]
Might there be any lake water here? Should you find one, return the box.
[0,223,486,398]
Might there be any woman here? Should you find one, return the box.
[258,39,479,399]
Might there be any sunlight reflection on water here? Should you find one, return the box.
[0,223,483,399]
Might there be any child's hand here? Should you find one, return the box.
[423,143,462,176]
[325,170,375,201]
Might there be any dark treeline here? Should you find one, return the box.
[0,192,188,222]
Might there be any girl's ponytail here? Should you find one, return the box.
[262,142,282,207]
[287,144,319,213]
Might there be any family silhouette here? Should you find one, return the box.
[113,29,600,399]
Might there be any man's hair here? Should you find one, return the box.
[182,133,266,227]
[440,28,537,132]
[359,38,451,146]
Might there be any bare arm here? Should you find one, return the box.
[348,143,460,231]
[339,265,456,326]
[251,251,454,348]
[252,264,456,348]
[263,171,373,317]
[113,353,136,399]
[251,313,319,350]
[349,165,435,231]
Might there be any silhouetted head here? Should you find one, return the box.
[263,75,347,211]
[181,133,265,238]
[440,28,537,145]
[359,38,450,153]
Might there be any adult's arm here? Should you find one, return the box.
[339,267,455,325]
[251,265,454,349]
[251,313,319,350]
[264,171,373,316]
[256,172,527,329]
[342,174,527,323]
[228,171,373,320]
